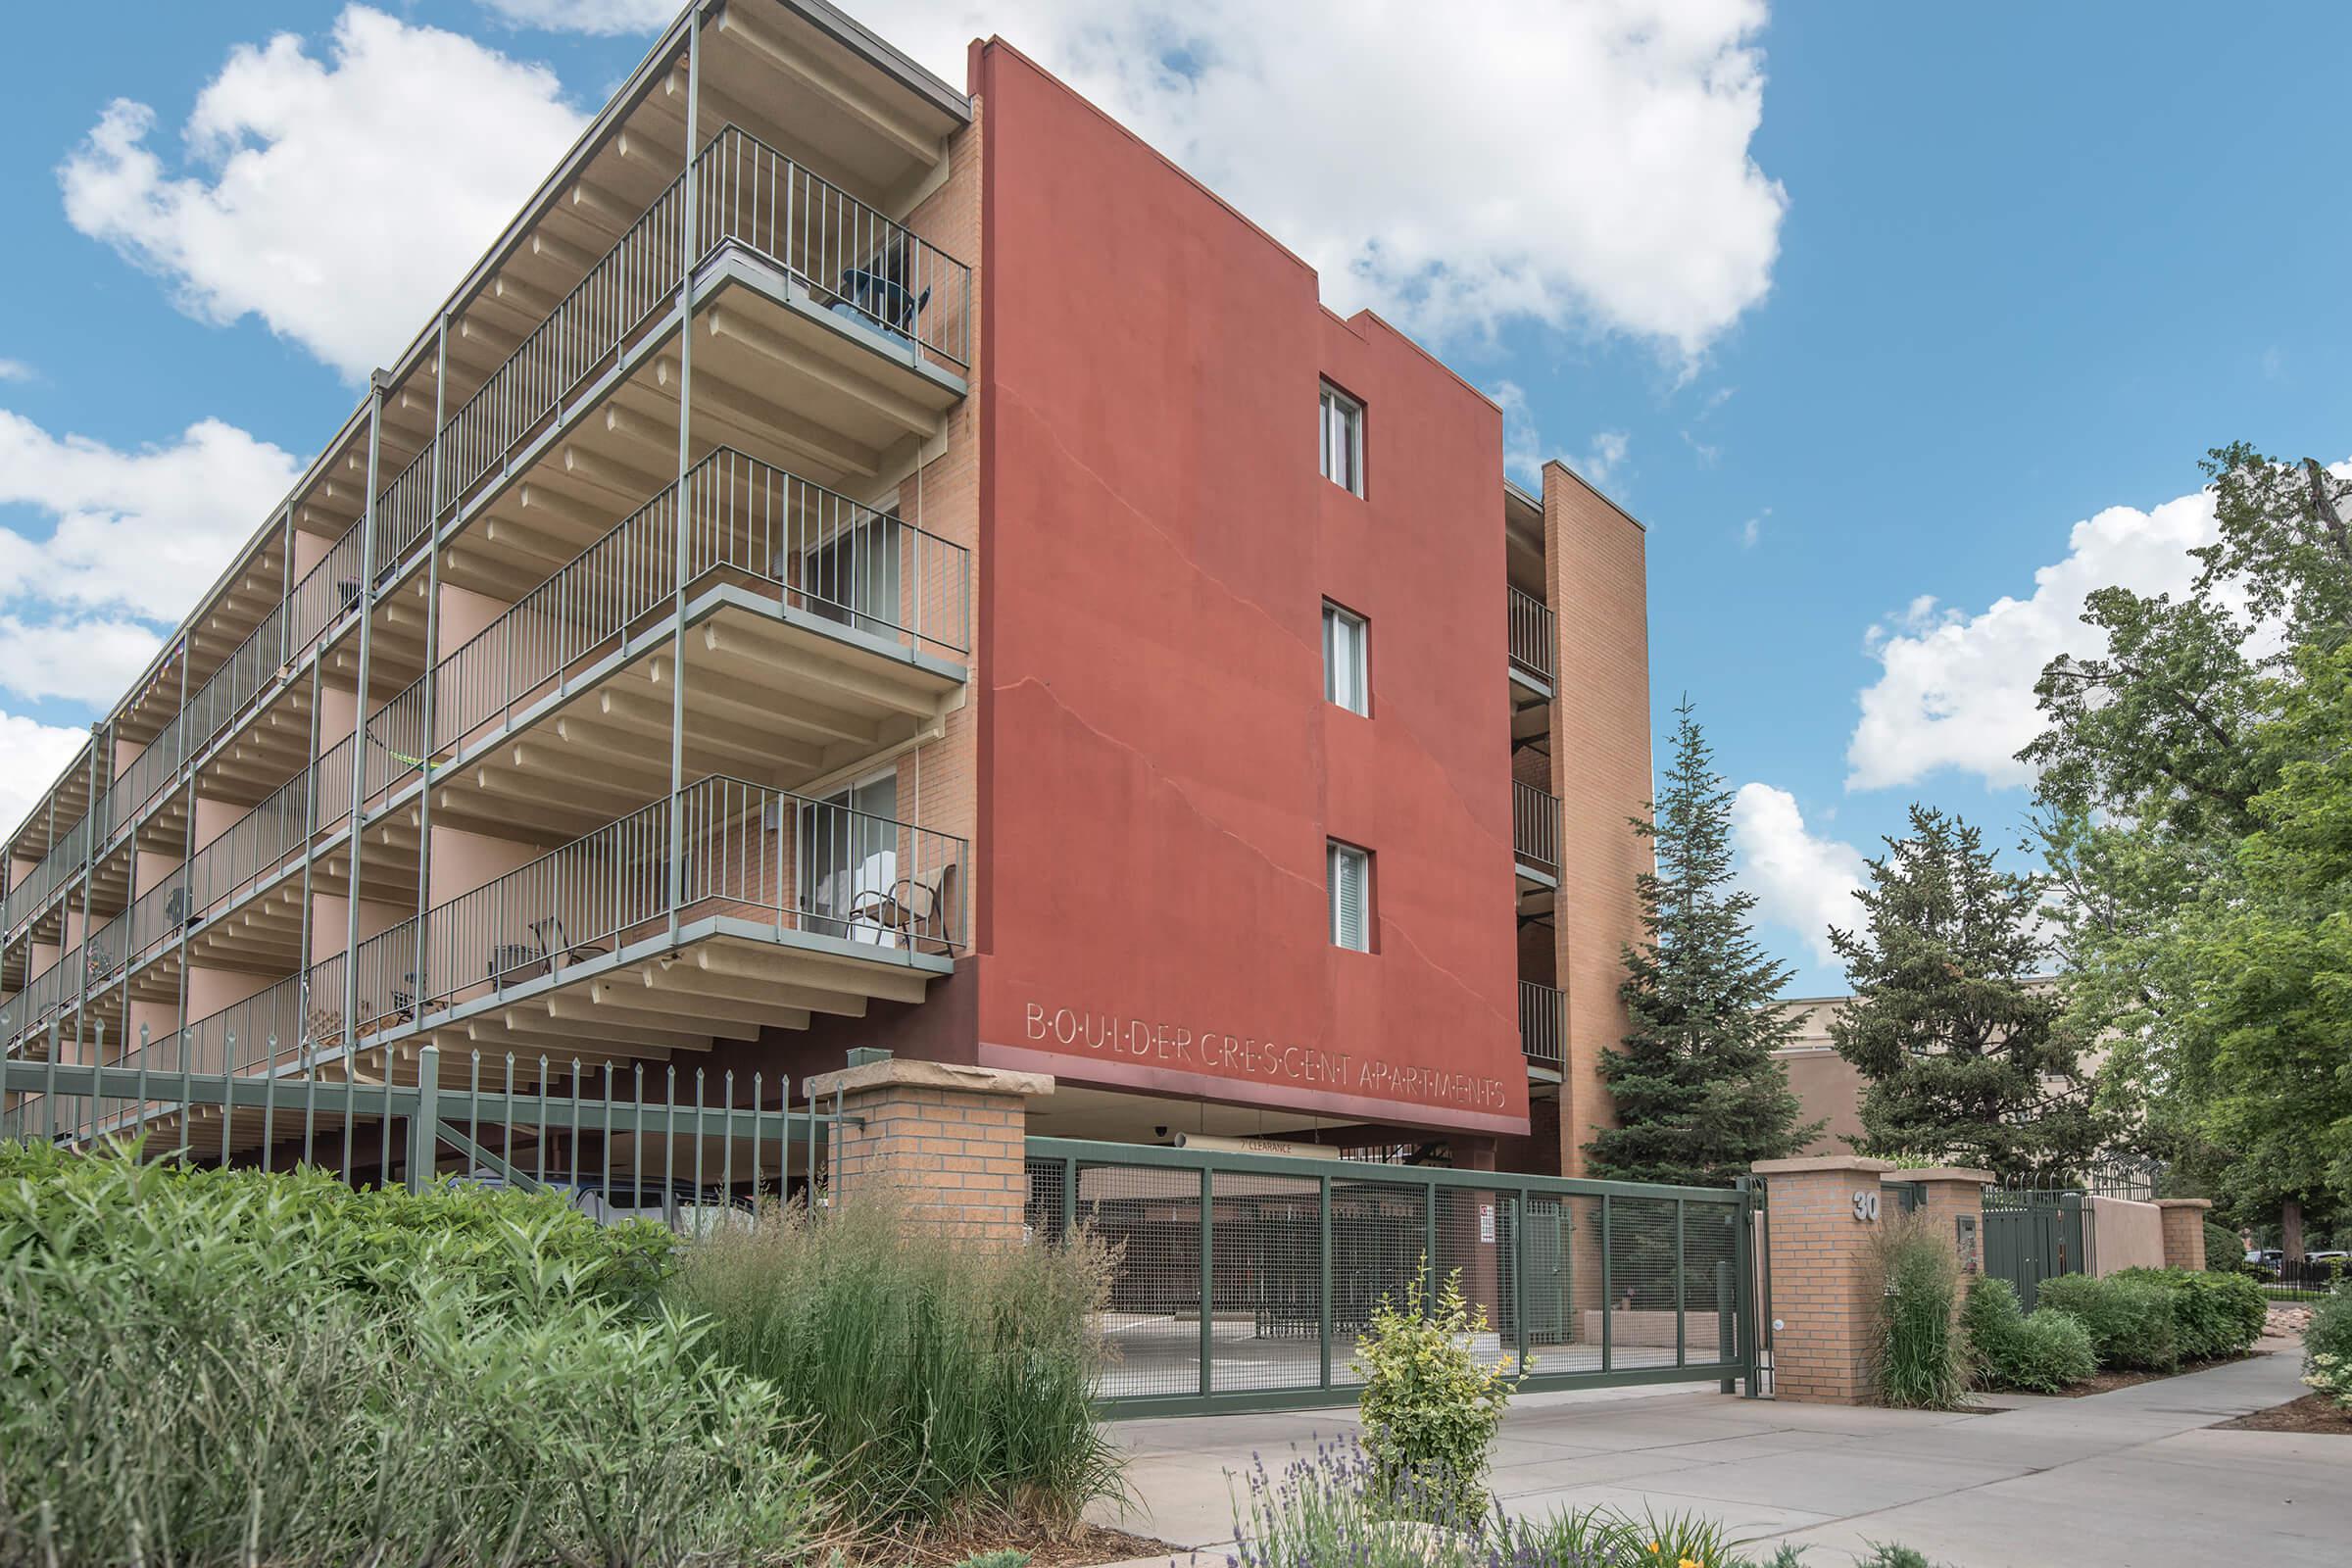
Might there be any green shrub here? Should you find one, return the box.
[2304,1290,2352,1411]
[1870,1212,1966,1408]
[0,1144,817,1566]
[1226,1438,1885,1566]
[666,1192,1123,1540]
[1351,1259,1522,1524]
[2036,1274,2179,1371]
[2113,1266,2267,1360]
[2205,1221,2247,1272]
[1961,1275,2095,1393]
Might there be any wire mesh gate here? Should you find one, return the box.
[0,1044,839,1225]
[1025,1138,1760,1416]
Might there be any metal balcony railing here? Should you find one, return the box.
[1514,780,1561,880]
[694,123,971,368]
[439,122,971,514]
[181,601,290,765]
[344,775,966,1041]
[7,125,975,934]
[1508,585,1554,686]
[350,447,968,798]
[181,763,314,922]
[1,809,93,936]
[1520,980,1564,1068]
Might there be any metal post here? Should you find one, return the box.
[1674,1197,1688,1369]
[297,661,321,1067]
[408,1043,439,1193]
[1512,1192,1528,1375]
[345,376,388,1038]
[1198,1164,1214,1399]
[1424,1177,1439,1314]
[665,9,703,948]
[70,726,101,1068]
[171,643,196,1059]
[1600,1193,1614,1374]
[413,317,449,1008]
[1731,1176,1756,1396]
[1318,1172,1334,1390]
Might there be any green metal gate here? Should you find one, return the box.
[1024,1137,1761,1417]
[1982,1190,2086,1311]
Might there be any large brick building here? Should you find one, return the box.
[0,0,1651,1181]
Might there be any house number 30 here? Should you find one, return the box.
[1852,1190,1881,1222]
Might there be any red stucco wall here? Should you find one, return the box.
[965,43,1527,1136]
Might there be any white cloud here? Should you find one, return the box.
[0,616,164,707]
[477,0,678,33]
[1493,380,1544,486]
[1845,487,2223,792]
[1584,430,1632,488]
[59,6,587,380]
[0,360,31,383]
[0,711,90,846]
[1731,782,1867,967]
[0,412,304,623]
[858,0,1786,360]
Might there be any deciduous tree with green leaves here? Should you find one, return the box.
[1828,807,2108,1182]
[2028,445,2351,1244]
[1586,701,1819,1187]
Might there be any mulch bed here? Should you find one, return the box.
[844,1520,1177,1568]
[2215,1394,2352,1436]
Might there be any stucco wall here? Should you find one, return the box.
[2090,1195,2168,1276]
[966,42,1526,1137]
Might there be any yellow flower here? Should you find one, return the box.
[1647,1544,1661,1555]
[1681,1558,1704,1568]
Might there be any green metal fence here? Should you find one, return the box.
[1982,1189,2087,1311]
[0,1043,838,1221]
[1025,1137,1759,1417]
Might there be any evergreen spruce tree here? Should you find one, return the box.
[1585,702,1820,1187]
[1829,807,2109,1182]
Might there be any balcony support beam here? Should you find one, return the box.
[343,378,388,1044]
[666,4,704,955]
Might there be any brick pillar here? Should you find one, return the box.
[1895,1167,1992,1279]
[804,1056,1053,1244]
[1544,461,1651,1177]
[2155,1199,2212,1272]
[1755,1154,1895,1404]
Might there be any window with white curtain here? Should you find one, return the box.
[1323,601,1368,715]
[1329,840,1372,952]
[1319,383,1363,495]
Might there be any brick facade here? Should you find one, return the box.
[2155,1198,2212,1272]
[1754,1154,1894,1403]
[805,1055,1051,1243]
[1544,462,1650,1176]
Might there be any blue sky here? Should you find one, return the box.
[3,1,2347,993]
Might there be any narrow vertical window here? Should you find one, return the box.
[1329,840,1372,952]
[1323,602,1368,715]
[1319,383,1364,495]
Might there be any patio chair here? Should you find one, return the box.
[528,916,611,971]
[847,863,958,954]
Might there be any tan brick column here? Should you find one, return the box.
[805,1056,1053,1244]
[1755,1154,1895,1404]
[2155,1199,2212,1271]
[1894,1167,1992,1279]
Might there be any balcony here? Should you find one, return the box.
[1520,980,1564,1072]
[1508,586,1554,748]
[1514,780,1560,925]
[335,774,961,1082]
[348,446,967,845]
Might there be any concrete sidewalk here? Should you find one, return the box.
[1087,1348,2349,1566]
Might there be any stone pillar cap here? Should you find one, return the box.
[1753,1154,1897,1176]
[805,1056,1055,1100]
[1884,1166,1993,1186]
[2153,1198,2213,1211]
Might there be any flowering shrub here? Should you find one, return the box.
[1350,1259,1522,1522]
[2305,1290,2352,1410]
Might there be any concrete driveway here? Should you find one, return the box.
[1087,1346,2347,1566]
